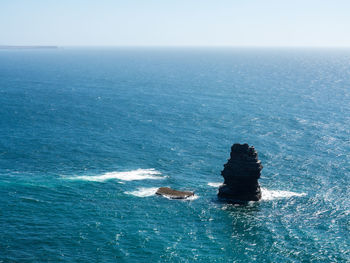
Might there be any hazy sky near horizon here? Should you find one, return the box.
[1,0,349,47]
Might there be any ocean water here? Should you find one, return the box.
[0,48,349,262]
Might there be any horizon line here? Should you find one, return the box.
[1,45,350,49]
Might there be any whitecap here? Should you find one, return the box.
[261,188,306,201]
[125,187,159,197]
[66,168,164,182]
[208,182,222,187]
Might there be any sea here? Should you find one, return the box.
[0,48,349,262]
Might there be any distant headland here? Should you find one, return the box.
[0,45,58,49]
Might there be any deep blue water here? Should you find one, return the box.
[0,48,349,262]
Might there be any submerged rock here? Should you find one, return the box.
[156,187,194,199]
[218,143,262,202]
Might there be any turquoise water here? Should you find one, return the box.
[0,48,349,262]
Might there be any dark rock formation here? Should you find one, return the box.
[218,143,262,202]
[156,187,194,199]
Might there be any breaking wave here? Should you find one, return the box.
[66,169,164,182]
[208,183,306,200]
[125,187,159,197]
[261,188,307,201]
[208,182,222,187]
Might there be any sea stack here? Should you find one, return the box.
[218,143,262,202]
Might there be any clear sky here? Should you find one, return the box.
[1,0,349,47]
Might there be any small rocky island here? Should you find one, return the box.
[218,143,263,202]
[156,187,194,199]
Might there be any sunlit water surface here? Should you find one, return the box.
[0,48,349,262]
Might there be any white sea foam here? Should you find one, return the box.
[208,182,222,187]
[66,168,164,182]
[207,183,306,201]
[186,194,199,201]
[125,187,159,197]
[261,188,306,201]
[160,193,200,201]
